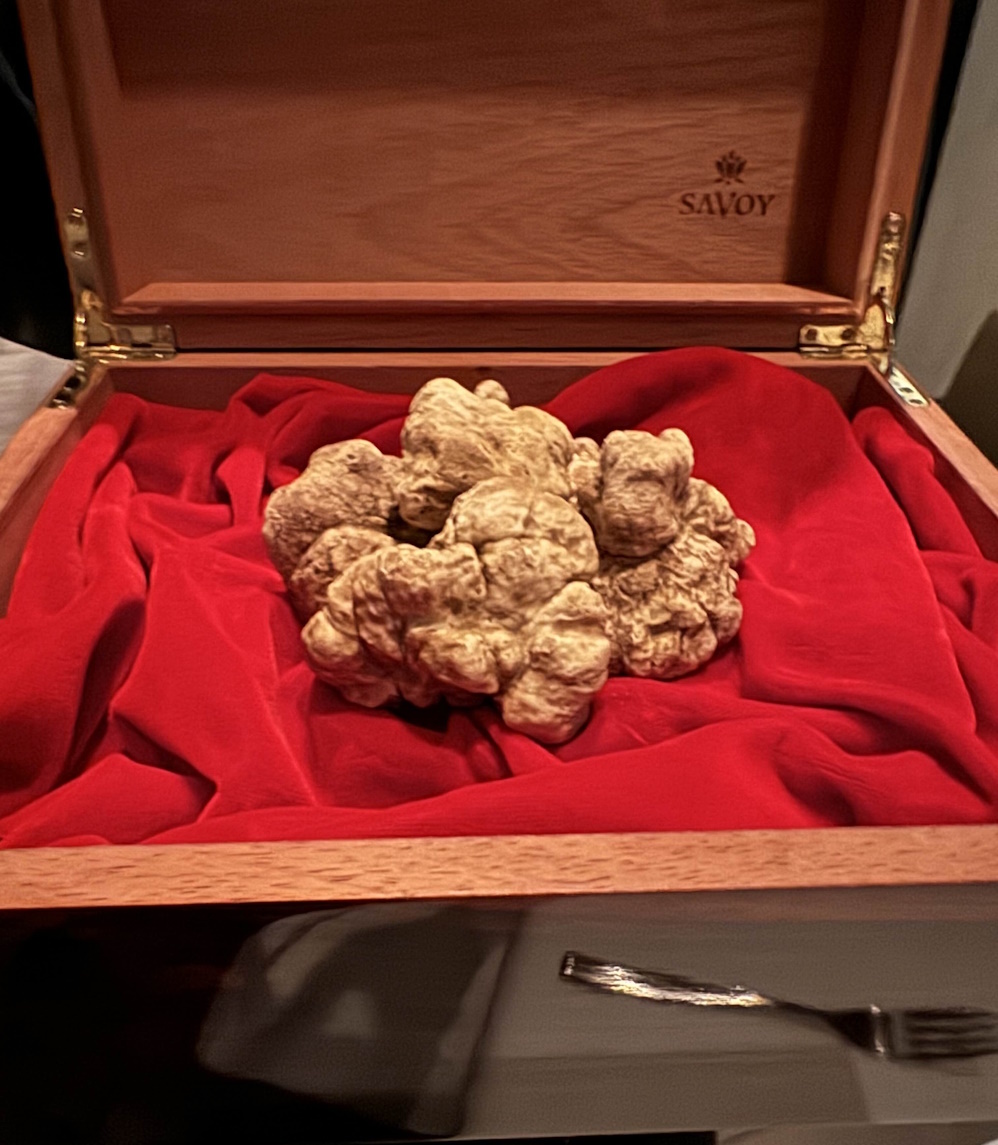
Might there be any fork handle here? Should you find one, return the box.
[561,951,790,1011]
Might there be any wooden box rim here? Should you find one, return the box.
[3,826,998,911]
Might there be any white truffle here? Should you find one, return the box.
[395,377,577,531]
[264,376,755,743]
[581,430,755,680]
[263,440,399,582]
[499,581,612,742]
[289,526,395,619]
[301,479,611,743]
[577,428,694,558]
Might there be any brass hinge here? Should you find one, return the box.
[799,211,905,374]
[74,288,176,365]
[58,208,175,404]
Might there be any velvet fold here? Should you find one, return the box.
[1,348,995,847]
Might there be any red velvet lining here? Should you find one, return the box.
[1,348,996,847]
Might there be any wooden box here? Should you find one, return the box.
[2,0,998,914]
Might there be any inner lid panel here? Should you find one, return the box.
[56,0,899,304]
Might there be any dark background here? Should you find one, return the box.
[1,0,73,357]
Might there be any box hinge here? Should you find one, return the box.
[56,209,175,405]
[74,288,176,365]
[798,211,905,374]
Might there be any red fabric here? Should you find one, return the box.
[1,348,996,847]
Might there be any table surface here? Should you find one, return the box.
[0,336,72,456]
[460,896,998,1136]
[2,893,996,1142]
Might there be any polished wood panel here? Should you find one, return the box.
[0,369,111,613]
[2,826,998,910]
[121,281,855,350]
[124,282,847,308]
[17,0,951,348]
[63,0,833,289]
[860,366,998,557]
[94,351,868,412]
[838,0,953,302]
[14,0,90,290]
[160,309,843,352]
[905,393,998,525]
[0,366,76,507]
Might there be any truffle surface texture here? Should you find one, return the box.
[263,377,754,743]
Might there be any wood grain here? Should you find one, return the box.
[123,282,846,309]
[119,281,857,350]
[65,0,825,289]
[18,0,949,349]
[150,309,848,352]
[101,352,866,411]
[15,0,93,292]
[853,0,953,301]
[858,365,998,558]
[0,364,75,506]
[0,369,111,613]
[1,359,993,915]
[1,826,997,911]
[904,395,998,526]
[823,1,907,301]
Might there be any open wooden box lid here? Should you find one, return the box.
[21,0,951,352]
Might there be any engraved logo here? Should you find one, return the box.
[715,150,746,184]
[678,152,776,218]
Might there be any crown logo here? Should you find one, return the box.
[715,150,746,184]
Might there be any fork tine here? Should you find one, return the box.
[909,1030,998,1047]
[905,1017,998,1039]
[906,1030,997,1053]
[910,1040,998,1058]
[905,1013,997,1029]
[905,1008,995,1021]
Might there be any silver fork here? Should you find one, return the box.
[560,951,998,1060]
